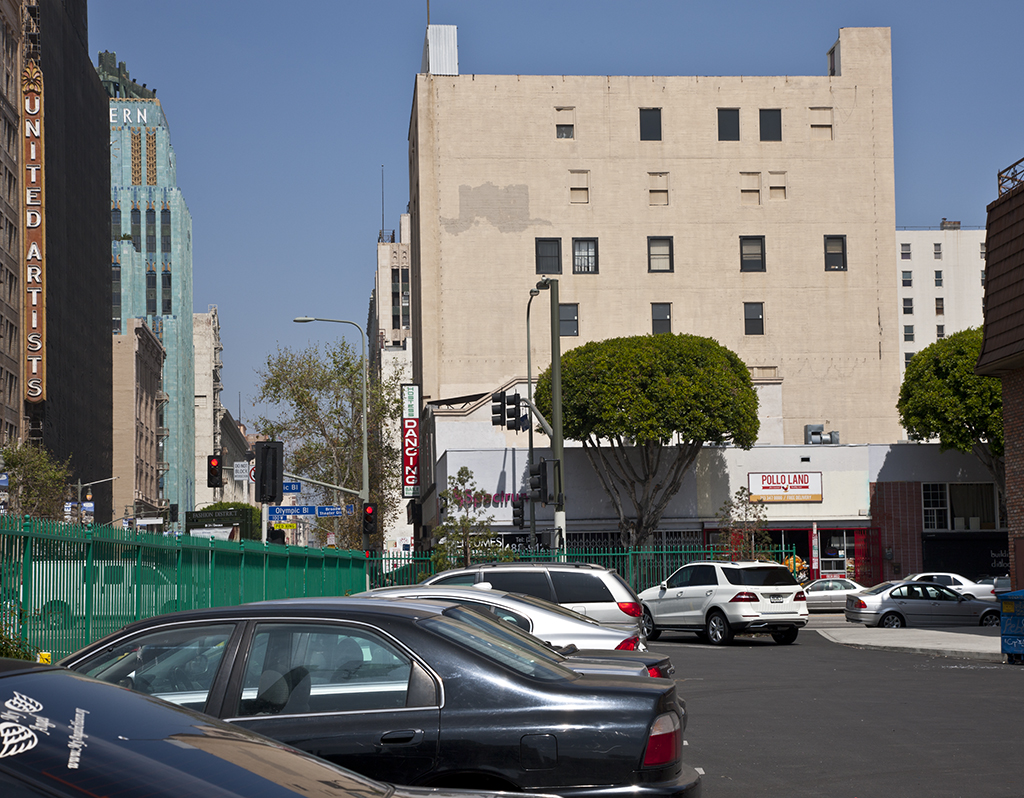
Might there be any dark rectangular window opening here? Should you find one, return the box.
[652,303,671,335]
[145,270,157,315]
[161,271,172,315]
[824,235,847,271]
[572,238,598,274]
[640,108,662,141]
[718,108,740,141]
[647,237,673,273]
[759,109,782,141]
[559,303,579,337]
[740,236,766,272]
[744,302,764,335]
[111,208,121,240]
[535,238,562,274]
[556,124,574,139]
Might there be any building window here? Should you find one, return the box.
[903,298,914,315]
[161,209,171,253]
[131,208,141,252]
[572,238,598,274]
[744,302,764,335]
[904,325,914,342]
[740,172,761,205]
[146,208,156,253]
[980,242,986,259]
[146,270,157,315]
[639,108,661,141]
[649,172,668,206]
[759,109,782,141]
[161,270,172,315]
[559,303,578,336]
[556,106,574,139]
[652,303,671,335]
[902,270,912,287]
[905,352,915,366]
[535,238,561,274]
[936,325,945,339]
[824,235,847,271]
[718,108,740,141]
[934,243,942,260]
[768,171,786,200]
[981,269,986,286]
[111,208,121,240]
[934,270,943,287]
[647,237,673,272]
[740,236,766,272]
[569,170,589,204]
[923,482,997,530]
[809,106,833,140]
[900,243,911,260]
[935,297,944,315]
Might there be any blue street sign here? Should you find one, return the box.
[268,505,316,520]
[282,482,302,493]
[345,504,356,516]
[317,505,345,517]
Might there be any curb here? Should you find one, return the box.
[815,629,1004,663]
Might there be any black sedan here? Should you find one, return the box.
[60,597,701,798]
[0,657,559,798]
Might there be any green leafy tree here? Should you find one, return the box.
[897,327,1004,504]
[1,442,72,521]
[536,334,759,547]
[715,486,771,560]
[431,467,511,571]
[256,340,403,549]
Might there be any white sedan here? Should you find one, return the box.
[905,572,993,600]
[801,578,867,611]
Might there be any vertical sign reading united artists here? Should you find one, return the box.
[23,61,45,402]
[402,384,420,498]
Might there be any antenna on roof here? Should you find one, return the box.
[381,165,385,233]
[427,0,430,26]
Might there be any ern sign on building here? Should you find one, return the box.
[23,61,46,402]
[748,472,823,503]
[402,384,420,498]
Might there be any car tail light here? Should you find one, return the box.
[729,592,759,603]
[617,601,643,617]
[647,666,665,678]
[794,591,807,602]
[643,712,681,767]
[851,597,867,609]
[615,636,640,651]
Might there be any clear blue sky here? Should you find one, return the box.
[88,1,1023,426]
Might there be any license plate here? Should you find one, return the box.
[768,595,783,603]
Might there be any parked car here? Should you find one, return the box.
[976,575,1011,599]
[905,572,988,600]
[0,658,561,798]
[421,562,644,631]
[60,598,701,797]
[801,578,867,611]
[362,585,675,677]
[844,580,1002,628]
[639,561,808,645]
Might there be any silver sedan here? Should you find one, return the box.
[802,578,867,611]
[844,580,1001,628]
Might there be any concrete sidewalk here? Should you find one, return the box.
[817,626,1005,662]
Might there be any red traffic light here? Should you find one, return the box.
[210,457,219,467]
[364,505,375,515]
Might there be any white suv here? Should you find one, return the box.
[639,560,807,645]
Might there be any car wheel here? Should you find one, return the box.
[771,628,799,645]
[880,612,904,629]
[705,610,733,645]
[642,607,661,641]
[980,611,1000,627]
[962,594,975,601]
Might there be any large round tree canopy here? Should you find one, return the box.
[536,333,759,447]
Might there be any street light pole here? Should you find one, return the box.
[526,287,541,547]
[74,476,118,523]
[546,279,566,549]
[293,316,370,505]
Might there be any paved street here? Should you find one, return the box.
[652,614,1023,797]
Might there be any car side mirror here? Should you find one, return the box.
[660,582,668,590]
[957,594,965,602]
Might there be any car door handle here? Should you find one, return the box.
[705,590,714,596]
[380,730,423,746]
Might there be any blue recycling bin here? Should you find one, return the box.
[1000,588,1024,664]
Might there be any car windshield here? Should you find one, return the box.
[723,566,798,587]
[420,613,576,682]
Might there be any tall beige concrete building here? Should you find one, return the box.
[409,26,902,446]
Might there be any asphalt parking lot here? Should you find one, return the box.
[651,612,1021,798]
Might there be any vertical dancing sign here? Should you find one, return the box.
[402,384,420,498]
[23,61,45,402]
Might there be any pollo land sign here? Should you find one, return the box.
[748,472,822,503]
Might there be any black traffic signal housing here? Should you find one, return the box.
[206,455,223,488]
[528,459,549,504]
[362,502,378,550]
[505,393,520,430]
[254,441,284,503]
[511,496,525,528]
[490,391,506,427]
[169,503,179,524]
